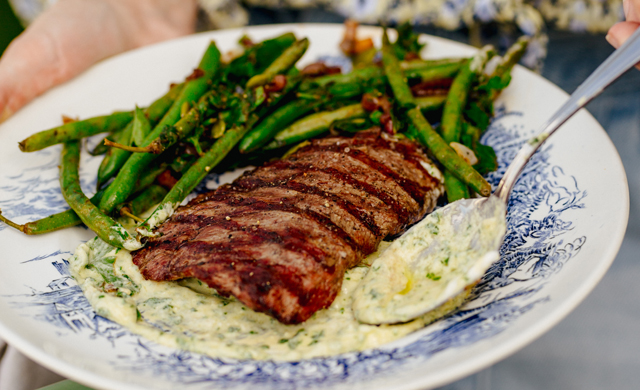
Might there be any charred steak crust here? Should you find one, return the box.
[132,129,444,324]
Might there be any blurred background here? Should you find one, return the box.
[0,0,639,389]
[0,0,22,54]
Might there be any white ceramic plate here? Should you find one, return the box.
[0,24,628,390]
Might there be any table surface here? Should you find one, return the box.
[1,5,640,390]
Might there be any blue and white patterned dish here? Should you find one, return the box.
[0,25,628,390]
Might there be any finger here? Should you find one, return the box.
[606,21,640,70]
[606,21,640,48]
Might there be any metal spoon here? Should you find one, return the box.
[353,28,640,325]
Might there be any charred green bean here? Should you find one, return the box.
[98,43,221,213]
[264,103,366,149]
[246,38,309,89]
[440,46,493,201]
[138,124,252,234]
[19,111,134,152]
[239,99,321,153]
[97,82,185,186]
[60,141,141,250]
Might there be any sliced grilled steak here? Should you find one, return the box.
[132,129,444,324]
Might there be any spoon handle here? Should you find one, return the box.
[495,27,640,202]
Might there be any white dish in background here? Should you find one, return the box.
[0,24,628,390]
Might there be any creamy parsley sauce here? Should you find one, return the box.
[69,236,469,360]
[352,196,506,324]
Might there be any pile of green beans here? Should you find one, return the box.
[1,26,529,250]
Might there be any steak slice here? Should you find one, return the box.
[132,129,444,324]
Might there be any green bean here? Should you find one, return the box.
[246,38,309,89]
[98,43,221,214]
[137,164,168,190]
[0,211,26,233]
[225,33,297,82]
[60,141,141,250]
[324,72,386,100]
[264,103,366,150]
[98,123,133,188]
[484,36,529,102]
[132,106,152,146]
[306,60,462,91]
[441,46,493,143]
[300,66,384,90]
[381,31,415,108]
[407,107,491,196]
[415,95,447,111]
[109,88,219,155]
[137,75,300,233]
[443,170,469,201]
[158,43,220,130]
[139,90,219,154]
[405,62,463,82]
[494,36,529,79]
[102,107,202,154]
[326,83,367,100]
[0,159,170,235]
[146,83,186,121]
[19,111,134,152]
[138,124,252,235]
[2,142,176,235]
[239,99,321,153]
[97,82,185,186]
[400,57,467,71]
[0,190,104,235]
[380,29,489,196]
[128,185,168,216]
[141,42,220,145]
[98,97,212,211]
[440,46,493,201]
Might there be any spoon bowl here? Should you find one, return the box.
[353,196,505,324]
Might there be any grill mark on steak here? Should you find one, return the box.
[132,129,444,324]
[164,205,358,265]
[221,186,380,254]
[219,166,402,236]
[285,151,422,219]
[220,173,383,238]
[192,196,361,255]
[387,139,436,180]
[264,160,412,222]
[149,215,328,267]
[306,130,438,188]
[316,146,427,207]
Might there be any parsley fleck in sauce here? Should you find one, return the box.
[352,196,506,324]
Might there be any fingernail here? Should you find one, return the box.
[606,33,619,48]
[0,107,12,124]
[623,0,630,18]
